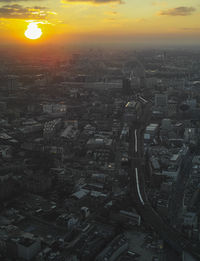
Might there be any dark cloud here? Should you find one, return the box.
[159,6,196,16]
[62,0,123,4]
[0,4,50,19]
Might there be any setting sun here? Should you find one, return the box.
[25,23,42,40]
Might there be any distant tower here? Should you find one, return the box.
[8,77,14,94]
[155,93,168,107]
[122,78,131,95]
[140,76,146,89]
[163,51,167,60]
[7,75,18,95]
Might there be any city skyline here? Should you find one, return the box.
[1,2,200,260]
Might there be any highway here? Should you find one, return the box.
[128,103,200,261]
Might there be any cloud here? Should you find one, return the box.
[181,27,200,31]
[159,6,196,16]
[62,0,123,5]
[0,4,55,19]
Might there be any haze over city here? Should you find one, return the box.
[1,1,200,261]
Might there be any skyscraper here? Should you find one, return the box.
[122,78,131,95]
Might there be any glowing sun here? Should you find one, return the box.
[25,23,42,40]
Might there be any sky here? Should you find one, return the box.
[0,0,199,46]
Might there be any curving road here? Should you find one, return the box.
[129,104,200,261]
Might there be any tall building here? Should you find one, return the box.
[7,236,41,261]
[140,76,146,89]
[122,78,131,95]
[155,93,168,107]
[167,101,177,117]
[7,75,19,94]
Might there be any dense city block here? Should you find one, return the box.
[1,48,200,261]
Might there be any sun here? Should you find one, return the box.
[25,23,42,40]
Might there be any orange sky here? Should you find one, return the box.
[0,0,199,46]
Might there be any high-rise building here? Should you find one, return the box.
[122,78,131,95]
[155,93,168,107]
[167,101,177,117]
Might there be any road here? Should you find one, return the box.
[128,103,200,261]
